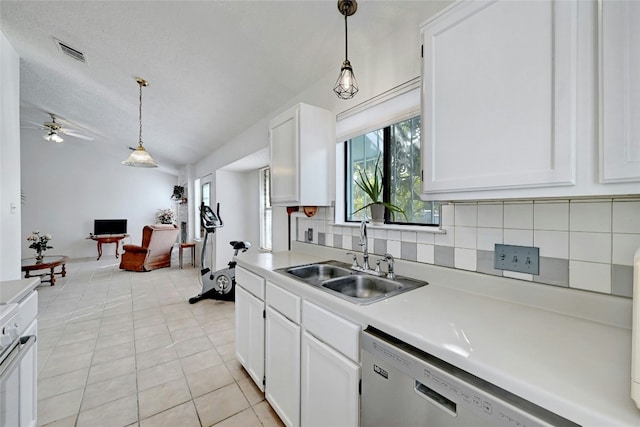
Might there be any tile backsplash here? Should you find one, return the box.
[296,198,640,298]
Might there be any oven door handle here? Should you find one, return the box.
[0,335,36,380]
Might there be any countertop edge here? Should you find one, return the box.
[0,277,40,304]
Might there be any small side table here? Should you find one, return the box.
[87,234,129,260]
[21,255,69,286]
[179,243,196,269]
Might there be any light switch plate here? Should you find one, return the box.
[494,244,540,275]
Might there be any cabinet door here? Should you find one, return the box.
[270,106,299,204]
[599,0,640,183]
[265,307,300,427]
[421,0,578,197]
[235,286,265,392]
[301,332,359,427]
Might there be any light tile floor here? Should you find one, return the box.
[35,255,284,427]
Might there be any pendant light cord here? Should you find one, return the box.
[344,13,348,62]
[138,81,143,147]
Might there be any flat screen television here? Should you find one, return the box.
[94,219,127,236]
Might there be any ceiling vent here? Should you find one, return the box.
[55,39,86,63]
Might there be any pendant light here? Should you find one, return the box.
[333,0,358,100]
[122,77,158,168]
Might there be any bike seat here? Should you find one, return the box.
[230,241,251,250]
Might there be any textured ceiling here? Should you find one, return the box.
[1,0,443,174]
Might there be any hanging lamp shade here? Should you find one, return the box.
[122,145,158,167]
[334,59,358,99]
[122,77,158,168]
[333,0,358,99]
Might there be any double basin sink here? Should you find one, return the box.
[275,260,428,305]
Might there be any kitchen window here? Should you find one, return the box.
[345,115,439,225]
[194,179,211,240]
[260,167,272,251]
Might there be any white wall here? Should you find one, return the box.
[20,129,177,259]
[214,169,260,271]
[194,9,434,178]
[0,32,22,280]
[193,3,448,249]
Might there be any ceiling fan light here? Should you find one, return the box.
[44,131,64,143]
[121,145,159,168]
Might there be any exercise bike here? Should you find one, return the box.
[188,202,251,304]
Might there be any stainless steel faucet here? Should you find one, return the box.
[346,252,360,269]
[380,253,395,279]
[359,220,370,270]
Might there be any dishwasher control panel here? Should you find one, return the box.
[361,328,581,427]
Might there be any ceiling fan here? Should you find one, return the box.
[23,113,94,143]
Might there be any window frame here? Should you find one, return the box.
[343,117,438,226]
[259,167,272,251]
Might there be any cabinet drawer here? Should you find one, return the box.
[266,281,301,324]
[18,291,38,336]
[302,301,360,362]
[235,267,265,300]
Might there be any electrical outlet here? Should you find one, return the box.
[307,228,313,242]
[494,244,540,275]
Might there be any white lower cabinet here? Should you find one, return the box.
[236,270,361,427]
[235,285,265,392]
[301,331,360,427]
[301,300,360,427]
[265,307,300,427]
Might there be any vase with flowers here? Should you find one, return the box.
[156,208,176,225]
[27,231,53,263]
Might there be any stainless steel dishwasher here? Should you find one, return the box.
[361,327,581,427]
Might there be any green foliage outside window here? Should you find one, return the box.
[346,116,439,225]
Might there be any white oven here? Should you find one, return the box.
[0,291,38,427]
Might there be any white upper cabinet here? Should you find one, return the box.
[269,103,335,206]
[420,0,640,201]
[599,0,640,183]
[421,0,579,199]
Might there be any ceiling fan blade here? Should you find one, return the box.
[21,121,46,129]
[61,130,94,141]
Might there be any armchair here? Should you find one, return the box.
[119,224,179,272]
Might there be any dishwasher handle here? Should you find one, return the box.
[414,380,457,417]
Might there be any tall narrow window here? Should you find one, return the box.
[200,181,211,239]
[345,115,439,225]
[193,178,201,238]
[260,167,272,251]
[201,182,211,208]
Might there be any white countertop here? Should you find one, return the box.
[234,244,640,427]
[0,277,40,305]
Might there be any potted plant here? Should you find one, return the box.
[352,156,406,225]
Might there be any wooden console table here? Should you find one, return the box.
[87,234,129,260]
[21,255,69,286]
